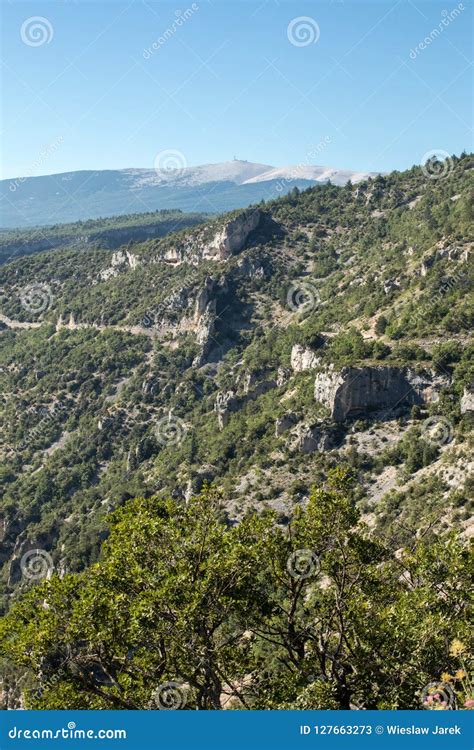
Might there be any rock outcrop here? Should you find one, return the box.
[460,387,474,414]
[159,209,270,266]
[212,360,444,432]
[314,366,443,422]
[193,305,217,366]
[203,209,261,261]
[406,369,447,404]
[99,249,140,280]
[192,276,228,366]
[194,276,216,321]
[162,246,185,264]
[235,255,266,278]
[215,390,241,429]
[275,412,298,436]
[292,422,334,453]
[290,344,321,372]
[277,367,290,387]
[241,371,259,393]
[383,279,400,295]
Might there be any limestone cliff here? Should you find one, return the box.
[314,365,445,422]
[203,209,261,261]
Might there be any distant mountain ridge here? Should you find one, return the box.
[0,160,378,228]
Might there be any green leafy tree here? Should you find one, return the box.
[1,474,471,710]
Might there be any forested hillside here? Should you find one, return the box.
[0,209,206,265]
[0,153,472,710]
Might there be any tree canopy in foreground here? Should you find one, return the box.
[0,470,472,710]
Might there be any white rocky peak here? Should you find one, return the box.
[243,165,379,187]
[122,160,378,189]
[125,161,274,189]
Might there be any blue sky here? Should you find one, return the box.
[1,0,472,179]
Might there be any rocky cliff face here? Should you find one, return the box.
[215,362,448,432]
[192,276,230,366]
[291,422,334,453]
[313,366,442,422]
[203,209,261,261]
[215,390,241,429]
[290,344,321,372]
[275,411,298,436]
[161,210,263,266]
[100,248,141,280]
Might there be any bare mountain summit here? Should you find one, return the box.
[0,159,378,228]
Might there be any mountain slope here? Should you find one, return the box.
[243,164,377,184]
[0,153,472,617]
[0,160,377,228]
[0,152,472,711]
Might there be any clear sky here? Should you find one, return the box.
[0,0,472,179]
